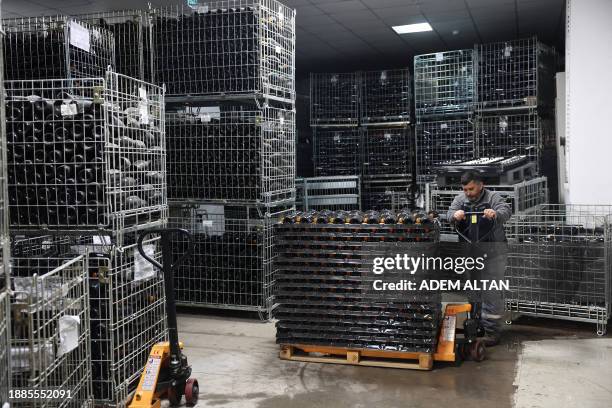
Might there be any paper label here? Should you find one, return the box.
[139,101,150,125]
[504,45,513,57]
[442,315,456,342]
[435,52,444,62]
[141,356,162,391]
[139,87,147,100]
[199,113,212,123]
[278,6,284,22]
[57,315,80,357]
[60,103,78,117]
[133,244,157,282]
[69,20,90,52]
[333,133,341,142]
[471,214,478,224]
[275,45,282,54]
[197,5,209,13]
[384,133,392,140]
[202,220,214,227]
[440,123,448,130]
[93,235,111,246]
[279,116,285,126]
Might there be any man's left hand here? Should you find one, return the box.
[483,209,497,219]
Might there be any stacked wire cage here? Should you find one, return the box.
[159,0,296,317]
[313,128,361,177]
[153,1,295,104]
[310,72,359,127]
[505,205,612,335]
[295,176,361,212]
[360,68,411,126]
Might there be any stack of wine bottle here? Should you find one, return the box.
[362,127,411,176]
[310,72,359,126]
[274,209,440,352]
[313,128,361,177]
[361,69,411,124]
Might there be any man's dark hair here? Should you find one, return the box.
[460,170,483,185]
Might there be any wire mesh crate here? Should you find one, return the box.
[426,177,549,236]
[310,72,359,127]
[5,71,167,238]
[361,175,412,211]
[475,37,557,111]
[0,291,9,406]
[415,118,475,184]
[3,16,115,81]
[296,176,361,211]
[313,128,361,177]
[9,254,92,407]
[505,204,612,335]
[169,203,292,318]
[414,49,474,119]
[475,111,542,169]
[153,0,295,103]
[166,105,295,205]
[362,126,412,177]
[360,68,411,125]
[75,10,154,82]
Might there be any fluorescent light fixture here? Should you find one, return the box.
[392,23,432,34]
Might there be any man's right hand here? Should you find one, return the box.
[453,210,466,221]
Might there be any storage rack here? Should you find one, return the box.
[296,176,361,211]
[0,292,9,406]
[361,175,413,211]
[362,126,412,177]
[360,68,411,126]
[3,16,115,80]
[310,72,359,127]
[505,205,612,336]
[313,128,361,177]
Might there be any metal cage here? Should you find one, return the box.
[361,175,412,211]
[0,291,10,406]
[3,16,115,81]
[505,204,612,336]
[153,0,296,104]
[415,118,475,184]
[5,72,167,239]
[310,72,359,127]
[360,68,411,126]
[166,105,295,206]
[426,177,549,236]
[9,254,92,407]
[313,128,361,177]
[362,126,412,177]
[296,176,361,211]
[475,37,557,111]
[414,49,474,119]
[168,203,292,318]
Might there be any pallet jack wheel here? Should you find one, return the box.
[167,386,182,406]
[470,340,486,362]
[185,378,199,406]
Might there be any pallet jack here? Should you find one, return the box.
[129,228,199,408]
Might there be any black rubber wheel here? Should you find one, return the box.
[470,340,486,362]
[185,378,199,406]
[167,386,181,406]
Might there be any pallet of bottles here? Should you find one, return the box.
[274,210,440,355]
[362,126,412,177]
[3,16,115,80]
[168,203,293,317]
[433,156,537,186]
[360,68,411,126]
[415,117,475,184]
[310,72,359,127]
[361,175,413,211]
[413,49,475,119]
[152,0,295,104]
[312,127,361,177]
[11,233,167,406]
[296,176,361,212]
[5,71,167,234]
[8,249,92,405]
[475,37,557,111]
[166,104,295,205]
[505,204,612,336]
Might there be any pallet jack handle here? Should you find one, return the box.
[138,228,194,376]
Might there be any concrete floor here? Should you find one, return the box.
[173,310,612,408]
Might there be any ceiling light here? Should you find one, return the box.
[392,23,432,34]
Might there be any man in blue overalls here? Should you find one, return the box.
[447,171,511,346]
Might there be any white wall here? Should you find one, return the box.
[566,0,612,205]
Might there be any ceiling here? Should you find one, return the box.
[3,0,566,74]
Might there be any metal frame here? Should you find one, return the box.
[5,71,167,241]
[361,174,413,211]
[0,291,10,406]
[504,204,612,335]
[313,127,361,177]
[360,68,411,125]
[310,72,359,127]
[168,203,293,319]
[296,176,361,211]
[166,105,295,206]
[9,254,92,407]
[362,126,412,177]
[414,49,475,119]
[152,0,296,104]
[3,16,115,80]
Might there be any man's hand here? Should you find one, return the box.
[453,210,466,221]
[483,209,497,219]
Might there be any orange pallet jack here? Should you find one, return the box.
[434,303,486,363]
[129,229,199,408]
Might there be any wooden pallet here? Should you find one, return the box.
[279,344,434,371]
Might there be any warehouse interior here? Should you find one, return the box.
[1,0,611,407]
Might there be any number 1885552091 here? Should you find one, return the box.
[9,388,72,401]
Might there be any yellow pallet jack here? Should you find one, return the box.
[129,229,199,408]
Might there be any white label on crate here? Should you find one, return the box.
[134,244,157,282]
[139,101,150,125]
[141,356,162,391]
[384,133,392,140]
[91,28,101,40]
[139,87,148,100]
[199,113,212,123]
[504,45,513,57]
[442,315,456,342]
[435,52,444,62]
[275,45,282,54]
[279,116,285,126]
[197,5,209,13]
[198,106,220,123]
[69,20,90,52]
[60,103,78,117]
[57,316,80,357]
[440,123,448,130]
[202,220,214,227]
[333,133,341,142]
[279,6,284,22]
[93,235,111,246]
